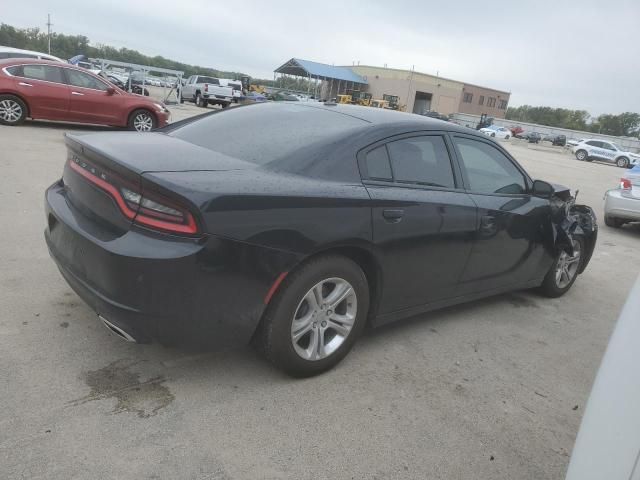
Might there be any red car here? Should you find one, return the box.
[0,59,170,131]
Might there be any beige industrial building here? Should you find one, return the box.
[274,58,511,119]
[350,65,510,118]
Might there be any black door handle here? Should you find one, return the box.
[382,209,404,222]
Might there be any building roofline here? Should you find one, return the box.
[347,64,511,96]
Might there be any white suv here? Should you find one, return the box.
[572,139,639,168]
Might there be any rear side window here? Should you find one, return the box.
[386,136,455,188]
[364,146,392,180]
[453,137,526,194]
[65,69,109,91]
[5,65,23,76]
[22,65,64,84]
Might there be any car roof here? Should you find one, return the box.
[294,102,473,133]
[0,46,63,62]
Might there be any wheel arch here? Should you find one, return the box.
[0,91,31,117]
[126,106,158,126]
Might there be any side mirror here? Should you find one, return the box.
[532,179,554,199]
[106,87,116,95]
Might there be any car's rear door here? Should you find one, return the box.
[12,64,70,120]
[62,68,121,125]
[450,134,552,293]
[360,132,477,315]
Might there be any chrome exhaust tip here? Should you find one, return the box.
[99,315,137,343]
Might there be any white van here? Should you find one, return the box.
[0,46,64,62]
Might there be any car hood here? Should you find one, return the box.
[65,132,255,174]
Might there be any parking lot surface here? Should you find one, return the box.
[1,115,639,480]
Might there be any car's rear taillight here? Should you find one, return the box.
[620,178,632,190]
[69,159,199,235]
[204,83,208,92]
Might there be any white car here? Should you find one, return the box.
[565,274,640,480]
[603,164,640,227]
[0,46,63,62]
[479,126,511,139]
[572,139,639,168]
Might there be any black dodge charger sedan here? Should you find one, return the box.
[45,102,597,376]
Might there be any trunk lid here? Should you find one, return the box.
[623,165,640,199]
[62,132,252,234]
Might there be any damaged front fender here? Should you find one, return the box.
[551,198,598,274]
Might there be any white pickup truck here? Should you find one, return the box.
[180,75,234,108]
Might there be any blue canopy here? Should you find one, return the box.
[274,58,367,84]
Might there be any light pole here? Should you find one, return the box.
[46,14,53,55]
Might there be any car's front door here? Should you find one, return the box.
[13,64,69,120]
[583,140,607,161]
[361,133,477,315]
[62,68,121,125]
[450,134,552,294]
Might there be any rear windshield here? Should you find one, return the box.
[169,103,366,165]
[197,76,217,84]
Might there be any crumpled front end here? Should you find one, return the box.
[549,189,598,273]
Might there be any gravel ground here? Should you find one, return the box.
[1,115,638,480]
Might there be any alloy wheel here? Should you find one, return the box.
[0,99,22,123]
[291,277,357,361]
[617,157,628,168]
[133,112,153,132]
[576,150,587,161]
[555,241,581,289]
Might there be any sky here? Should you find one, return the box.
[3,0,638,115]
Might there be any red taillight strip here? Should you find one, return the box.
[68,160,198,235]
[264,272,288,304]
[69,160,136,219]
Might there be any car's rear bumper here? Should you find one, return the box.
[604,189,640,221]
[44,180,299,347]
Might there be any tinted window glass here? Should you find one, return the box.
[601,143,615,151]
[585,140,601,147]
[0,52,8,59]
[170,103,366,165]
[365,146,392,180]
[386,136,455,188]
[197,76,218,84]
[453,137,526,194]
[5,65,23,76]
[22,65,64,84]
[65,69,109,90]
[8,52,37,59]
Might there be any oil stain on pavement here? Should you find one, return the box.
[68,359,174,418]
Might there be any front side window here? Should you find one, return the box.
[386,136,455,188]
[601,142,615,151]
[22,65,64,84]
[65,69,109,91]
[453,137,526,194]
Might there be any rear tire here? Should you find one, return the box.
[604,215,624,228]
[222,102,230,109]
[575,150,587,161]
[128,109,157,132]
[538,237,584,298]
[196,93,207,108]
[258,255,369,377]
[0,94,27,126]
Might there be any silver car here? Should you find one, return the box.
[604,164,640,227]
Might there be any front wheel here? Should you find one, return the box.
[616,157,629,168]
[128,109,157,132]
[258,255,369,377]
[538,237,584,298]
[575,150,588,161]
[0,95,27,126]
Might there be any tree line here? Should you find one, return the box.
[0,23,277,85]
[505,105,640,138]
